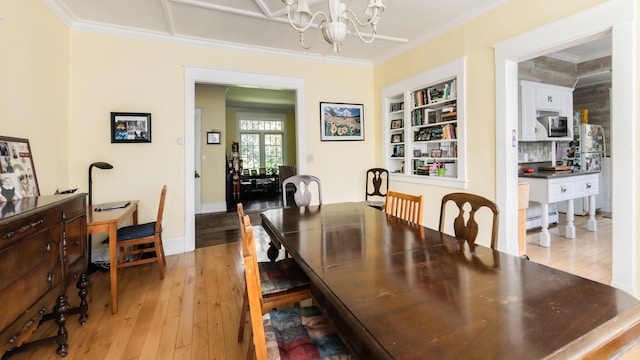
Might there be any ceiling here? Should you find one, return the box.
[44,0,507,64]
[43,0,612,105]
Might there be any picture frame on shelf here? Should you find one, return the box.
[413,149,422,157]
[391,133,403,143]
[207,131,221,144]
[111,112,152,143]
[0,136,40,199]
[320,102,364,141]
[431,149,442,158]
[390,119,403,129]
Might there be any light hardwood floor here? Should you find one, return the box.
[10,212,639,359]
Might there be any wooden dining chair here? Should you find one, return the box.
[439,192,500,250]
[365,168,389,209]
[384,190,424,225]
[109,185,167,313]
[236,204,311,343]
[282,174,322,207]
[241,215,351,360]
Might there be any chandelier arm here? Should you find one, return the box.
[343,16,377,44]
[343,7,378,27]
[285,6,329,33]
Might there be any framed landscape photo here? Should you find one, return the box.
[391,133,403,143]
[111,112,152,143]
[390,119,403,129]
[320,102,364,141]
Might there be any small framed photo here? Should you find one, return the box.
[431,149,442,158]
[111,112,151,143]
[567,160,574,166]
[207,131,221,144]
[391,133,403,143]
[390,119,403,129]
[320,102,364,141]
[413,149,422,157]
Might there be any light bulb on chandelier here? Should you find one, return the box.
[282,0,385,53]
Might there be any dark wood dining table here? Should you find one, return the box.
[261,202,640,359]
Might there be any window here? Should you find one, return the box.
[238,113,285,171]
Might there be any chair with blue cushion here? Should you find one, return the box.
[108,185,167,313]
[240,214,351,360]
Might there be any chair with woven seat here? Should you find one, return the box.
[384,190,424,225]
[282,174,322,207]
[109,185,167,314]
[236,203,311,343]
[241,214,351,360]
[365,168,389,209]
[439,192,500,250]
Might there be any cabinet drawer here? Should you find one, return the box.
[575,176,599,197]
[0,226,62,333]
[64,215,86,275]
[0,289,58,353]
[548,180,575,203]
[0,209,61,252]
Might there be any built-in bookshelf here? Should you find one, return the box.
[382,58,466,188]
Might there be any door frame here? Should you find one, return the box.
[493,0,636,293]
[183,66,306,253]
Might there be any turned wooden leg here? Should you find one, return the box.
[267,242,279,262]
[54,295,69,357]
[77,272,89,325]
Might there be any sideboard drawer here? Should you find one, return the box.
[0,225,62,333]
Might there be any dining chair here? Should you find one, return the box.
[384,190,424,225]
[109,185,167,312]
[282,174,322,207]
[240,215,351,360]
[365,168,389,209]
[236,204,311,343]
[439,192,500,250]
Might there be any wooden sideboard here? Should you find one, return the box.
[0,193,88,358]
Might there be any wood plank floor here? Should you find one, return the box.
[9,211,639,359]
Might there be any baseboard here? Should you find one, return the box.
[200,202,227,214]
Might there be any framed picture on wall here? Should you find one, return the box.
[0,136,40,203]
[111,112,152,143]
[207,131,221,144]
[320,102,364,141]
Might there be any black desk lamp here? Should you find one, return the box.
[87,161,113,273]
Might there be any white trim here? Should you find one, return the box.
[184,66,305,253]
[493,0,636,294]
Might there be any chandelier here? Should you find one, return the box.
[281,0,385,53]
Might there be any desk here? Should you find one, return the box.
[86,201,139,314]
[261,203,640,359]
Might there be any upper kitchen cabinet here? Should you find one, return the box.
[519,80,573,141]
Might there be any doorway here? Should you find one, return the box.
[183,67,307,253]
[494,1,635,293]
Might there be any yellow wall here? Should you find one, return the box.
[373,0,607,229]
[0,1,70,192]
[1,0,620,247]
[195,86,226,204]
[65,32,374,239]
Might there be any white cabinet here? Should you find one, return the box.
[522,172,599,247]
[519,80,573,141]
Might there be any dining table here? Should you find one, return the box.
[261,202,640,359]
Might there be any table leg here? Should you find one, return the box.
[108,223,119,314]
[587,194,598,231]
[538,203,551,247]
[565,199,576,239]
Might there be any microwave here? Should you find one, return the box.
[538,115,568,137]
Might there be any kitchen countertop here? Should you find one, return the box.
[519,170,600,179]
